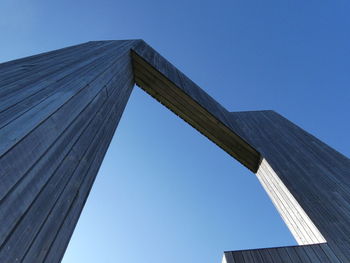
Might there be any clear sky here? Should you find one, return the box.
[1,1,350,263]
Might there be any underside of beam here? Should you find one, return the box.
[131,45,261,172]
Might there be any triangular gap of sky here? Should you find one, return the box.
[62,86,296,263]
[0,0,349,262]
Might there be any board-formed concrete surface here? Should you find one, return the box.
[0,40,349,262]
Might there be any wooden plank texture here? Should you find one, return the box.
[225,243,340,263]
[227,110,350,262]
[131,41,261,172]
[0,40,349,262]
[0,40,136,262]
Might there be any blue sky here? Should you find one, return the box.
[1,1,349,262]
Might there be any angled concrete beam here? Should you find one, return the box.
[0,40,349,262]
